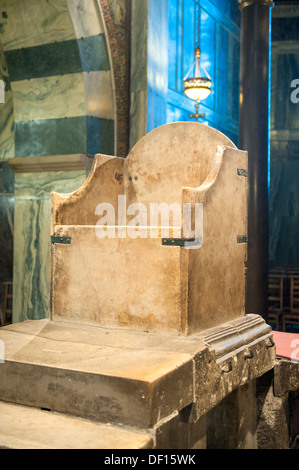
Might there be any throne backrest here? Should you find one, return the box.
[125,122,236,209]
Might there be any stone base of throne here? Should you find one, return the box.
[0,123,276,448]
[0,313,275,449]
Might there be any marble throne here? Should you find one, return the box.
[0,123,275,449]
[51,122,248,335]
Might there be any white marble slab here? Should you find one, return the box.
[66,0,105,38]
[83,71,114,120]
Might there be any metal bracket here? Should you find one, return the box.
[237,235,248,244]
[51,236,71,245]
[237,168,248,177]
[162,237,202,248]
[266,336,275,349]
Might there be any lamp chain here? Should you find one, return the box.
[195,0,201,50]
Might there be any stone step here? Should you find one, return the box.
[0,319,198,429]
[0,401,153,449]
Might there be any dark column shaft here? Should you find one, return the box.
[238,0,273,320]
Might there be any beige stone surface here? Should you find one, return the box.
[0,315,275,430]
[0,319,199,428]
[51,227,182,333]
[206,380,258,449]
[50,122,248,335]
[273,359,299,396]
[183,145,247,333]
[0,401,152,449]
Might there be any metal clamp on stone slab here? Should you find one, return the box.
[51,236,72,245]
[162,237,202,248]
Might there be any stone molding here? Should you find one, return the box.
[8,154,93,174]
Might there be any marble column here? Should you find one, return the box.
[238,0,273,320]
[9,155,90,323]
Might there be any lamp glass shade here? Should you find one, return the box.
[184,77,211,102]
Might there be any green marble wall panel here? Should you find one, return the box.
[0,0,116,323]
[0,84,14,161]
[0,38,14,297]
[86,116,114,156]
[15,117,87,157]
[13,170,86,323]
[77,34,110,72]
[0,0,75,51]
[0,160,14,193]
[5,35,110,82]
[0,194,13,283]
[11,74,86,122]
[5,40,82,81]
[14,116,114,158]
[12,71,114,129]
[0,0,115,160]
[0,41,14,162]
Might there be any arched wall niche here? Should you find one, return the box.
[0,0,130,323]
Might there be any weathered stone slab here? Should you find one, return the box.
[0,314,275,431]
[273,358,299,396]
[0,319,198,428]
[193,314,276,418]
[0,401,153,449]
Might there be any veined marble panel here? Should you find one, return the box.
[14,117,87,158]
[0,161,14,193]
[11,74,86,122]
[5,40,82,81]
[0,195,14,284]
[77,34,110,72]
[83,71,114,120]
[130,0,148,94]
[0,90,14,161]
[0,0,75,51]
[13,170,86,323]
[0,40,14,162]
[86,116,114,156]
[129,90,147,149]
[66,0,104,38]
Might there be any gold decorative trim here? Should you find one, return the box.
[238,0,273,10]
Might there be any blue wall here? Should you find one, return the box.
[269,2,299,269]
[167,0,240,145]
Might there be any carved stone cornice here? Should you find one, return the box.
[8,154,93,174]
